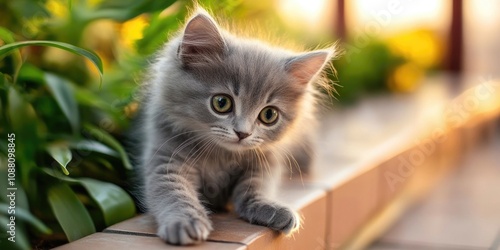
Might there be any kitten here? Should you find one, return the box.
[137,9,335,245]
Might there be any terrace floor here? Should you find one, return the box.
[369,137,500,250]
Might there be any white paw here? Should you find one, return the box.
[157,218,213,245]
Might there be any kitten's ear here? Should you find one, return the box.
[285,50,332,85]
[178,12,225,67]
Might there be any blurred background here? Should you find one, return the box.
[0,0,499,249]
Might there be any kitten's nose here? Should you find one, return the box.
[234,130,251,140]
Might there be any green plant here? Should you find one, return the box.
[0,0,186,249]
[0,37,136,250]
[332,39,403,103]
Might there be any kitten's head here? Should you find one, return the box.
[153,10,335,152]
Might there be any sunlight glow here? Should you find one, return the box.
[277,0,328,30]
[469,0,498,25]
[351,0,447,34]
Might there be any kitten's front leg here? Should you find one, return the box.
[232,168,299,234]
[145,162,212,245]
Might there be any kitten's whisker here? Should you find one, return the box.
[269,144,293,175]
[265,145,285,177]
[185,137,216,173]
[185,136,215,167]
[200,138,218,170]
[145,129,206,166]
[284,147,301,174]
[271,144,304,185]
[253,149,266,186]
[277,145,301,174]
[180,137,215,179]
[245,149,264,193]
[257,147,272,178]
[180,135,213,170]
[242,150,255,197]
[171,133,206,156]
[167,137,205,177]
[169,135,209,174]
[167,133,209,167]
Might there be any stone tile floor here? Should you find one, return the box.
[369,137,500,250]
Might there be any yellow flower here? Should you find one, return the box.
[120,15,149,49]
[386,29,443,69]
[45,0,68,18]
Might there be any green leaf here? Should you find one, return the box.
[17,63,45,84]
[0,27,15,44]
[89,0,177,22]
[0,203,52,234]
[6,87,40,187]
[0,27,22,82]
[43,169,136,226]
[7,87,36,129]
[83,123,132,170]
[78,178,136,226]
[74,87,113,111]
[46,143,72,175]
[95,157,114,171]
[47,183,96,242]
[69,139,119,157]
[0,40,103,82]
[44,73,80,133]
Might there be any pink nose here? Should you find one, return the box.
[234,130,251,140]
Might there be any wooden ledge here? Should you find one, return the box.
[105,184,327,249]
[55,233,245,250]
[57,183,327,250]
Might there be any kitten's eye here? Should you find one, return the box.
[259,107,279,125]
[211,94,233,113]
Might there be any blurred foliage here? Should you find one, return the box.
[333,39,402,103]
[333,29,443,103]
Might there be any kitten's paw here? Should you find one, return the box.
[157,217,213,245]
[240,202,299,234]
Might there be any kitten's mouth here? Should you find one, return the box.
[218,139,257,151]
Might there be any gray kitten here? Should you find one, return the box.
[137,9,335,245]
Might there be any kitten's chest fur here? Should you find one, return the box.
[162,129,270,210]
[196,156,246,211]
[194,148,274,211]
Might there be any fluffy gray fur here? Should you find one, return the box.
[137,9,334,245]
